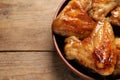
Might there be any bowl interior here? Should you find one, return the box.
[52,0,120,80]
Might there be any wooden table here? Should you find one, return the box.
[0,0,83,80]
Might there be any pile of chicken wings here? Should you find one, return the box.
[52,0,120,76]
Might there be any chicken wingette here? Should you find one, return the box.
[64,19,117,76]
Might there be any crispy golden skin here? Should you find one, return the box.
[64,19,116,76]
[109,7,120,26]
[89,0,117,21]
[52,0,96,39]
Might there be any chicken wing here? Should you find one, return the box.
[109,7,120,26]
[64,19,116,76]
[52,0,96,39]
[89,0,117,21]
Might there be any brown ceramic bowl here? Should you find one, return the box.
[52,0,120,80]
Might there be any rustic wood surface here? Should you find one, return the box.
[0,0,83,80]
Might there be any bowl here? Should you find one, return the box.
[52,0,120,80]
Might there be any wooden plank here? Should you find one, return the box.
[0,0,62,50]
[0,52,82,80]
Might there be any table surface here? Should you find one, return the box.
[0,0,83,80]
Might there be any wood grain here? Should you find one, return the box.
[0,52,81,80]
[0,0,83,80]
[0,0,62,50]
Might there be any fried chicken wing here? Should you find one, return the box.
[89,0,117,21]
[64,19,116,75]
[52,0,96,39]
[109,7,120,26]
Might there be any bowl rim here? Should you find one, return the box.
[51,0,95,80]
